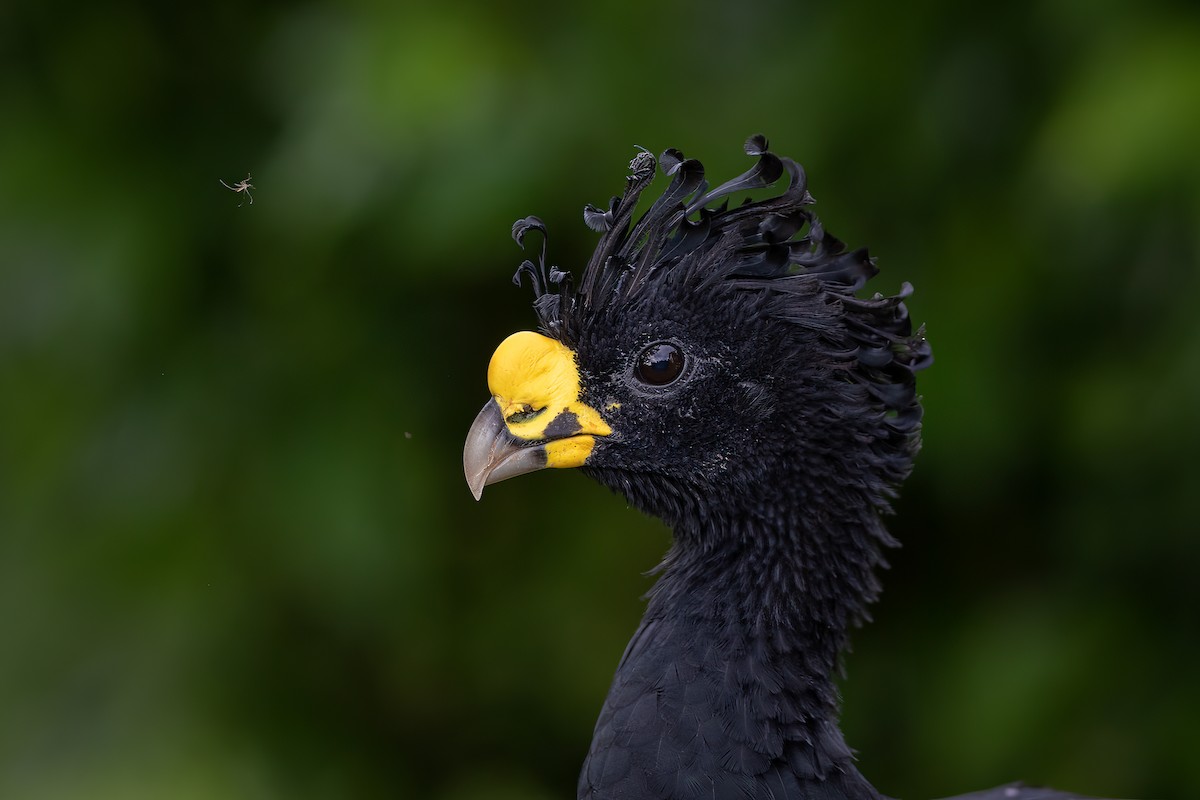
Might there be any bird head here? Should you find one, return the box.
[464,136,930,534]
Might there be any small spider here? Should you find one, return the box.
[220,172,254,206]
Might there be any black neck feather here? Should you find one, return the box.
[579,470,891,800]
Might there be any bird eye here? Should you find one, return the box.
[634,343,685,387]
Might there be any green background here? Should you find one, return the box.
[2,1,1198,798]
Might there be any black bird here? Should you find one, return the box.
[464,137,1107,800]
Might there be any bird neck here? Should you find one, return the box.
[647,495,890,724]
[581,468,894,798]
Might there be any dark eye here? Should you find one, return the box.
[634,342,685,387]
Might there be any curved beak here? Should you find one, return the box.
[464,331,612,500]
[463,401,551,501]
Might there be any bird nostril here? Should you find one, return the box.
[505,405,545,425]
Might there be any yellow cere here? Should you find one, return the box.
[486,330,612,443]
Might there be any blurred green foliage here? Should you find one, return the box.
[2,1,1198,798]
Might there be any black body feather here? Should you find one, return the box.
[504,138,1107,800]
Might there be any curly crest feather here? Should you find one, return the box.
[512,134,931,455]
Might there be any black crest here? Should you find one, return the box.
[512,135,931,433]
[514,136,868,335]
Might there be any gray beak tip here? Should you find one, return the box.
[467,477,485,502]
[463,399,553,501]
